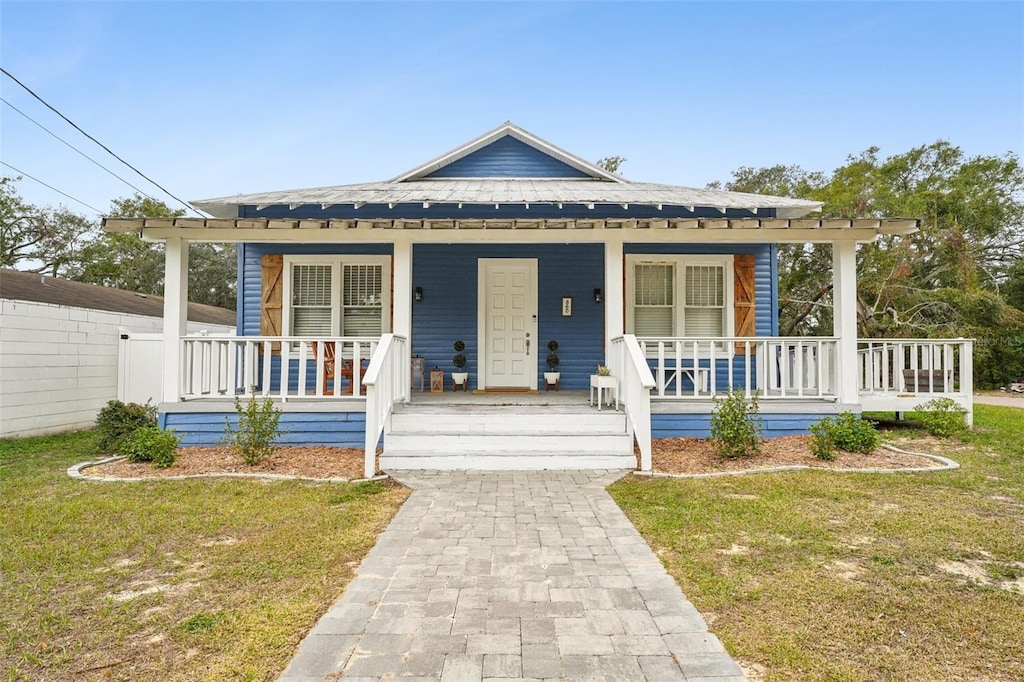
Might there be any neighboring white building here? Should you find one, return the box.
[0,268,235,438]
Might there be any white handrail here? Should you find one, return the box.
[179,335,379,400]
[362,334,409,479]
[638,337,839,400]
[610,335,656,471]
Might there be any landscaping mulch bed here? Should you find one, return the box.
[83,437,946,481]
[84,446,369,480]
[648,435,944,475]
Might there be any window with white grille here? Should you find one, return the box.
[634,263,675,336]
[291,265,332,335]
[342,264,383,336]
[283,256,390,338]
[625,255,733,340]
[683,265,725,336]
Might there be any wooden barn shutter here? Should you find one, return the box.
[261,254,283,350]
[733,254,756,353]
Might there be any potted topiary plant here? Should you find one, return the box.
[545,340,560,391]
[452,340,468,391]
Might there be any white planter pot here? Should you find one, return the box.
[452,372,469,385]
[544,372,561,384]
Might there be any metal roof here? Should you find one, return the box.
[193,179,823,219]
[191,123,824,219]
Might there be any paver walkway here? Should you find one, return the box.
[279,470,744,681]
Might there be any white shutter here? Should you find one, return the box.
[291,265,333,335]
[634,264,674,336]
[342,264,383,336]
[683,265,725,336]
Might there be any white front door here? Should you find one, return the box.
[479,258,538,390]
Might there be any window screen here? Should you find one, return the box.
[634,263,674,336]
[291,265,332,335]
[683,265,725,336]
[341,264,383,336]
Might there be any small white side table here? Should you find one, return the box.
[589,375,618,411]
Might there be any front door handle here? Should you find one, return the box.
[526,332,530,355]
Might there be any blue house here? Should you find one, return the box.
[104,123,973,476]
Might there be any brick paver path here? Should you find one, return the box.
[279,470,744,681]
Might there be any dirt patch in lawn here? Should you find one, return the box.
[84,446,371,480]
[647,435,945,475]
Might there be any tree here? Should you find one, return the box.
[596,156,627,175]
[712,142,1024,386]
[0,177,97,276]
[73,193,238,309]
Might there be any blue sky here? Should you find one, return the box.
[1,1,1021,217]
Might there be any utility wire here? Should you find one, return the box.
[0,66,202,216]
[1,161,104,213]
[2,97,161,204]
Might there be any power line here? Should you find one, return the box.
[0,66,202,217]
[1,161,104,213]
[1,97,161,204]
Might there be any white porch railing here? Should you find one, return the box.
[362,334,409,479]
[609,335,656,471]
[857,339,973,395]
[637,337,839,400]
[180,335,379,400]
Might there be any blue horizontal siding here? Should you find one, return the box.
[652,412,833,439]
[412,243,604,391]
[161,411,366,447]
[624,243,774,338]
[423,136,591,179]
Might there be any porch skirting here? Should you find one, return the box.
[159,402,367,447]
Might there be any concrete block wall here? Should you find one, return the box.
[0,299,233,438]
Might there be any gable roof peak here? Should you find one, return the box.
[391,122,627,184]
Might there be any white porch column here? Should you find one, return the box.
[162,237,189,403]
[604,238,624,360]
[393,240,413,401]
[833,240,859,405]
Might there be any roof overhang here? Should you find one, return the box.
[104,216,919,245]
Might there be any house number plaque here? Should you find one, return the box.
[561,296,572,316]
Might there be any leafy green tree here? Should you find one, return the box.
[73,194,238,309]
[596,156,627,175]
[0,177,97,276]
[712,142,1024,386]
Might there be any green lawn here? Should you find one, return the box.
[610,404,1024,681]
[0,430,409,681]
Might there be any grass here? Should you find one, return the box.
[610,404,1024,681]
[0,430,409,681]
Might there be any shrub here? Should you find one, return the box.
[809,412,881,460]
[118,426,180,468]
[808,420,838,461]
[96,400,157,452]
[710,391,762,458]
[914,397,968,437]
[223,395,282,465]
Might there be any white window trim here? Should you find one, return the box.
[625,254,735,339]
[282,254,392,337]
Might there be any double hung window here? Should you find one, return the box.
[283,255,390,337]
[625,255,733,339]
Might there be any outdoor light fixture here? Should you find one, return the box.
[594,288,603,304]
[414,287,423,302]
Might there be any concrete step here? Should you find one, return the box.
[379,452,638,471]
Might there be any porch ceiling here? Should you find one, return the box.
[103,216,919,244]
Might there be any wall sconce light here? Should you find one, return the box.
[594,288,603,304]
[414,286,423,302]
